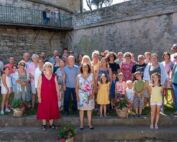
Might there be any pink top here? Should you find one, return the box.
[120,61,134,81]
[115,81,126,94]
[27,62,38,82]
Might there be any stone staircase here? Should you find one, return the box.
[0,115,177,142]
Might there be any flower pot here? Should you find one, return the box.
[65,137,74,142]
[59,137,74,142]
[12,108,24,117]
[116,108,128,118]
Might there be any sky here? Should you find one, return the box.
[83,0,130,10]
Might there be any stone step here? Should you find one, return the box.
[0,115,177,127]
[75,126,177,142]
[0,126,177,142]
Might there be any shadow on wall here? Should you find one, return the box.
[74,34,103,56]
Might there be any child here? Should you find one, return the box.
[133,71,145,117]
[115,72,126,99]
[125,80,134,112]
[97,73,110,117]
[110,72,118,109]
[1,66,12,115]
[149,73,163,129]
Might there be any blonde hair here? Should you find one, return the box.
[43,62,53,72]
[81,55,91,65]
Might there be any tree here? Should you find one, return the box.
[85,0,113,11]
[86,0,93,11]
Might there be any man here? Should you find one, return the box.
[171,44,177,63]
[23,52,31,69]
[115,52,123,65]
[64,55,78,114]
[5,56,15,74]
[49,50,59,64]
[132,55,147,76]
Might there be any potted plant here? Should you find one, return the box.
[114,96,129,118]
[58,124,76,142]
[11,99,27,117]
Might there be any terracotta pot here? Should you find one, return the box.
[65,137,74,142]
[12,108,24,117]
[116,108,128,118]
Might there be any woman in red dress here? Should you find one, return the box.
[37,62,60,130]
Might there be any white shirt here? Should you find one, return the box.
[125,88,134,102]
[34,67,42,89]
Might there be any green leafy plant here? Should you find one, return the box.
[114,96,128,110]
[12,100,22,108]
[58,124,76,139]
[12,99,27,110]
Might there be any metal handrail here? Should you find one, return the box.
[0,5,73,29]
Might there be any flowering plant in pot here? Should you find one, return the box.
[11,99,27,117]
[58,124,76,142]
[114,96,129,118]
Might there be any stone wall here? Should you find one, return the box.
[68,0,177,57]
[0,0,80,13]
[0,26,66,63]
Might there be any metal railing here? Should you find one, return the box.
[0,5,73,30]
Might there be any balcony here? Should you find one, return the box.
[0,5,73,30]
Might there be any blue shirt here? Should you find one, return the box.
[64,65,78,88]
[172,64,177,84]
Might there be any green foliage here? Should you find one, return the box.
[58,124,76,139]
[12,99,23,108]
[115,96,128,110]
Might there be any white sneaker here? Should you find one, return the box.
[5,108,11,113]
[0,110,4,115]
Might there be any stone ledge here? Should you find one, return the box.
[0,115,177,127]
[73,5,177,30]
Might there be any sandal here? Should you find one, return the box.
[88,125,94,130]
[42,125,47,131]
[49,124,57,129]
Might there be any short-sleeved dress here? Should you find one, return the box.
[37,74,60,120]
[77,73,95,110]
[150,86,163,105]
[97,82,110,105]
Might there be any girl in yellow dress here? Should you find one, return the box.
[97,73,110,117]
[149,73,163,129]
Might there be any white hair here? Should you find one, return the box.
[43,62,53,71]
[92,50,100,59]
[31,54,39,60]
[126,80,132,84]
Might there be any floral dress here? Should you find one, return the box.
[120,61,134,81]
[77,73,95,110]
[12,71,30,101]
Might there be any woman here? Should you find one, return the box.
[53,55,60,73]
[161,52,174,102]
[106,52,120,74]
[37,62,60,130]
[97,57,112,82]
[120,52,134,81]
[172,53,177,115]
[143,53,168,86]
[28,54,39,109]
[12,60,30,102]
[76,63,94,130]
[55,59,65,111]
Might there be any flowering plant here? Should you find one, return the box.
[114,96,128,110]
[58,124,76,140]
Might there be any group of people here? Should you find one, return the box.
[0,44,177,130]
[42,8,60,25]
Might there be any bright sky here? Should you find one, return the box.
[83,0,130,10]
